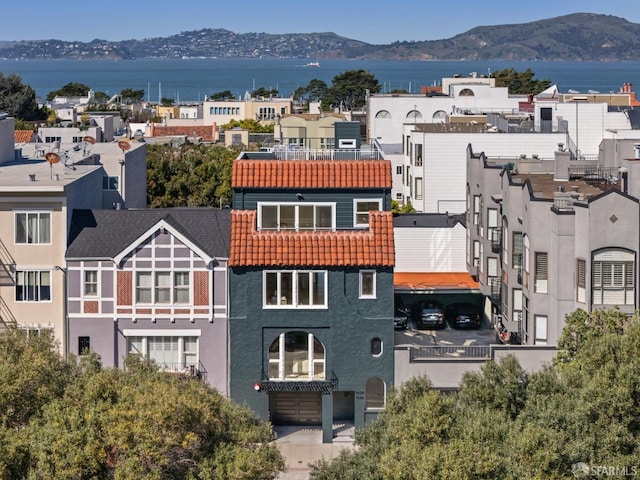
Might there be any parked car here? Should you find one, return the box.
[414,302,445,329]
[447,303,482,329]
[394,304,409,329]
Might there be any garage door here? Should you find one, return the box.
[270,392,322,425]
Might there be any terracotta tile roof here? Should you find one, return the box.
[229,210,395,267]
[394,272,479,291]
[232,160,392,189]
[149,124,217,142]
[14,130,34,143]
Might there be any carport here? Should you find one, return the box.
[394,272,482,325]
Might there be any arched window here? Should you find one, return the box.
[375,110,391,118]
[268,331,325,380]
[432,110,447,122]
[459,88,475,96]
[365,377,385,409]
[406,110,422,120]
[371,337,382,356]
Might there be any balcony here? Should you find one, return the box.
[489,228,502,254]
[161,362,208,382]
[489,277,501,305]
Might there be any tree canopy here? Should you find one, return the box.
[147,143,238,208]
[491,68,551,95]
[293,70,381,111]
[120,88,145,102]
[210,89,234,101]
[0,327,285,479]
[321,69,381,111]
[46,82,92,101]
[0,73,44,121]
[310,308,640,479]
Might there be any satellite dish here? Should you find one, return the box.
[118,139,131,152]
[45,152,60,164]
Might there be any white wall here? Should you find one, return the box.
[394,223,467,272]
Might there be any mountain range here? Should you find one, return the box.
[1,13,640,61]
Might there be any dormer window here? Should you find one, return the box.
[353,199,382,228]
[258,203,335,231]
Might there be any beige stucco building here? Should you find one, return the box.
[1,114,146,353]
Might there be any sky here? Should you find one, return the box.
[2,0,640,45]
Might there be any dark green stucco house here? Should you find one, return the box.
[228,156,395,443]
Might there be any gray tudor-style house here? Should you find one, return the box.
[228,156,395,443]
[65,208,230,394]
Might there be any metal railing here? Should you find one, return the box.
[160,362,207,382]
[410,345,491,360]
[0,295,17,328]
[272,146,382,161]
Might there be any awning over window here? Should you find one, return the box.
[394,272,479,294]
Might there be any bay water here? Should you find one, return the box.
[1,58,638,103]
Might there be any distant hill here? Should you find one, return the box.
[1,14,639,61]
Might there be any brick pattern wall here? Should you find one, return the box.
[117,271,133,306]
[194,271,209,306]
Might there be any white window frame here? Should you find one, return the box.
[263,270,328,309]
[576,258,586,303]
[135,271,191,305]
[15,270,52,302]
[353,199,382,228]
[124,330,200,372]
[257,202,335,231]
[359,270,376,299]
[83,270,99,297]
[365,377,386,410]
[370,337,383,357]
[534,315,548,345]
[592,249,635,306]
[414,177,423,200]
[268,332,325,381]
[534,252,548,294]
[14,211,52,244]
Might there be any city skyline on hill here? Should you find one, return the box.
[1,0,639,46]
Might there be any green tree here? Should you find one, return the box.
[13,118,35,131]
[0,73,44,120]
[46,82,91,101]
[321,69,381,111]
[252,86,279,98]
[147,143,238,207]
[0,327,76,430]
[311,309,640,479]
[210,89,234,100]
[120,87,145,102]
[161,97,175,106]
[491,68,551,95]
[220,118,274,134]
[294,78,328,102]
[25,357,284,479]
[0,329,286,479]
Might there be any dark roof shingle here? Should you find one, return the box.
[66,208,231,259]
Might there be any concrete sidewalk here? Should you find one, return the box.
[274,424,356,480]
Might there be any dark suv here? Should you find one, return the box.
[446,303,482,329]
[414,302,445,329]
